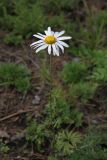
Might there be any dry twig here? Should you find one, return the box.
[0,108,37,122]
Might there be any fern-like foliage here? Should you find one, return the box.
[70,127,107,160]
[54,130,81,156]
[26,120,46,150]
[44,88,83,128]
[0,0,45,44]
[61,61,88,83]
[92,67,107,82]
[69,82,98,103]
[90,50,107,82]
[0,63,31,92]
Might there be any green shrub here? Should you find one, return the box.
[90,50,107,82]
[0,0,45,44]
[0,0,80,46]
[54,130,81,156]
[90,50,107,67]
[76,10,107,49]
[41,0,81,14]
[4,33,23,45]
[12,1,45,37]
[26,120,46,151]
[61,61,87,83]
[0,63,31,92]
[44,88,83,128]
[69,82,98,103]
[0,6,14,30]
[70,127,107,160]
[92,66,107,83]
[0,0,106,49]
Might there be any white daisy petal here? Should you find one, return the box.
[52,44,55,51]
[36,44,48,53]
[58,41,69,47]
[56,51,59,56]
[52,44,56,56]
[54,32,59,37]
[56,42,64,53]
[55,44,59,51]
[33,42,45,49]
[52,44,59,56]
[57,36,72,41]
[56,30,65,37]
[51,31,54,35]
[48,27,51,34]
[37,33,46,37]
[33,34,44,39]
[45,28,53,36]
[44,30,49,36]
[48,45,51,55]
[30,40,43,47]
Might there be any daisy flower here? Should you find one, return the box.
[30,27,72,56]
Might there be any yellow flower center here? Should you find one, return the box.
[44,36,56,44]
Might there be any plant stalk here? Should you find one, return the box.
[49,54,53,108]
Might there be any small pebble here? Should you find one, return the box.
[32,95,41,105]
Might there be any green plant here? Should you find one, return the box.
[0,63,31,92]
[54,130,81,156]
[0,140,9,153]
[26,120,46,151]
[44,88,83,128]
[76,10,107,49]
[41,0,81,14]
[61,61,87,83]
[88,50,107,83]
[12,1,45,36]
[0,0,45,44]
[70,108,83,127]
[4,33,23,45]
[69,82,98,103]
[70,127,107,160]
[92,66,107,83]
[89,50,107,67]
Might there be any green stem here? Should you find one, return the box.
[49,54,52,108]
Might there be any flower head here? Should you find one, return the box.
[30,27,72,56]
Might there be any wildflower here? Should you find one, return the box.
[30,27,72,56]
